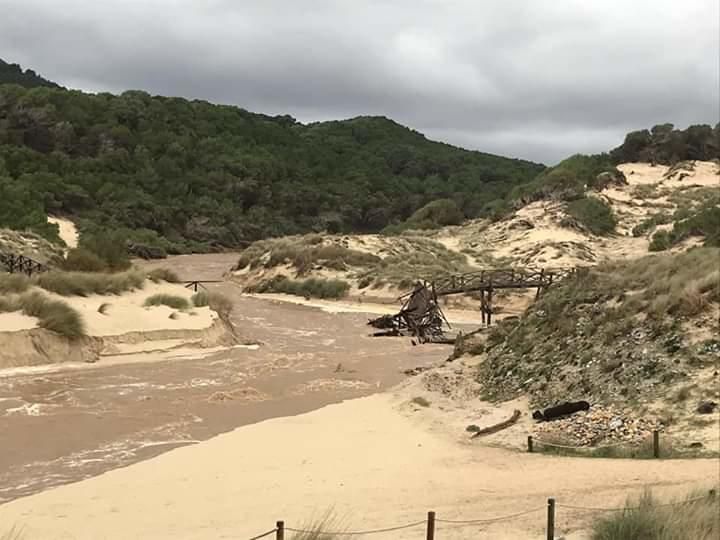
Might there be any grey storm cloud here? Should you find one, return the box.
[2,0,718,163]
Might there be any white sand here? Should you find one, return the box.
[47,216,78,248]
[0,393,715,540]
[0,312,38,332]
[47,282,217,336]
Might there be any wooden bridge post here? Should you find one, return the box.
[480,290,487,325]
[487,283,493,326]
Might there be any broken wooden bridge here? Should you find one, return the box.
[368,267,580,343]
[0,252,49,276]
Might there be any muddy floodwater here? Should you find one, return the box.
[0,254,474,503]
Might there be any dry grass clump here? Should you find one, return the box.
[32,270,145,296]
[191,290,233,317]
[591,489,719,540]
[143,294,190,310]
[147,268,181,283]
[0,292,85,339]
[0,273,30,294]
[290,511,347,540]
[249,276,350,299]
[602,248,719,320]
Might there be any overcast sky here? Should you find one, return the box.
[2,0,718,163]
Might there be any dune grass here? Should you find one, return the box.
[0,273,30,294]
[250,276,350,299]
[591,489,719,540]
[236,235,380,274]
[143,294,190,310]
[0,292,85,339]
[191,290,233,317]
[290,511,347,540]
[147,268,181,283]
[32,270,145,296]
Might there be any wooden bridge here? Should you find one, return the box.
[432,267,578,296]
[0,252,49,276]
[430,267,581,325]
[369,266,583,340]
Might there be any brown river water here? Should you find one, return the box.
[0,254,473,503]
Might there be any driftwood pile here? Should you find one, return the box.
[368,282,450,343]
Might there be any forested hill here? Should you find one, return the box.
[0,59,61,89]
[0,84,544,251]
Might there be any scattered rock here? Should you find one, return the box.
[404,366,430,376]
[697,401,717,414]
[533,405,660,446]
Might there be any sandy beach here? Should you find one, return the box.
[1,390,716,540]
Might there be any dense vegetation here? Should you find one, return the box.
[382,198,465,233]
[564,197,617,235]
[0,58,60,89]
[649,205,720,251]
[510,153,620,203]
[473,248,719,406]
[610,123,720,165]
[0,82,543,251]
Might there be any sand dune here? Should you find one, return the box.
[47,216,79,249]
[52,282,217,336]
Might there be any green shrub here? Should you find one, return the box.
[566,197,617,235]
[33,270,145,296]
[591,489,719,540]
[0,273,30,294]
[16,292,85,338]
[251,276,350,299]
[632,213,672,237]
[512,153,618,202]
[387,198,465,233]
[143,294,190,310]
[147,268,181,283]
[79,231,131,271]
[649,230,672,251]
[61,247,108,272]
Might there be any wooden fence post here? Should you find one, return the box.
[546,498,555,540]
[276,520,284,540]
[426,511,435,540]
[527,436,534,453]
[653,430,660,458]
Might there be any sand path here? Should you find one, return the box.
[1,392,716,540]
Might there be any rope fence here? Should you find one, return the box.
[527,429,662,457]
[245,489,717,540]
